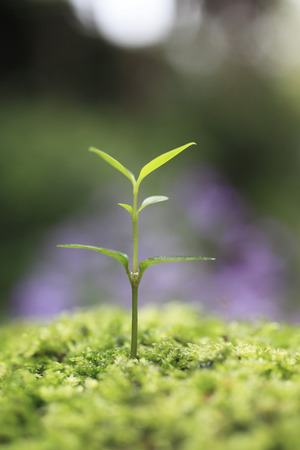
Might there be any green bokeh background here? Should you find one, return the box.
[1,0,300,316]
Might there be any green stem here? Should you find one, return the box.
[130,184,139,358]
[130,282,138,359]
[132,218,138,273]
[132,186,139,273]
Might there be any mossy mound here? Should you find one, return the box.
[0,304,300,450]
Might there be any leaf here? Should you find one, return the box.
[139,256,215,278]
[138,195,169,213]
[136,142,196,187]
[89,147,136,187]
[118,203,133,216]
[57,244,130,276]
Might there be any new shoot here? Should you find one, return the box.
[58,142,215,358]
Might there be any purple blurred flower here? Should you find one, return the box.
[172,168,291,319]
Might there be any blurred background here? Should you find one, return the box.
[1,0,300,321]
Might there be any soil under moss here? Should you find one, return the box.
[0,304,300,450]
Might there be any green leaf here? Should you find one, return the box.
[118,203,133,216]
[57,244,130,276]
[138,195,169,213]
[89,147,136,187]
[139,256,215,278]
[136,142,196,187]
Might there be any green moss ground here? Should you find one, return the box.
[0,304,300,450]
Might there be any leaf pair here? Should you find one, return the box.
[89,142,195,190]
[89,142,195,214]
[118,195,169,216]
[89,143,195,214]
[57,245,215,283]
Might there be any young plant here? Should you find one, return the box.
[58,143,215,358]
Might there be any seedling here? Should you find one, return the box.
[58,143,215,358]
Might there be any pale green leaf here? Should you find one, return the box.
[138,195,169,213]
[139,255,215,278]
[136,142,196,187]
[118,203,133,216]
[89,147,136,186]
[57,244,130,276]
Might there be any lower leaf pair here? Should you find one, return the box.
[57,244,214,285]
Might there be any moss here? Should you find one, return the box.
[0,303,300,449]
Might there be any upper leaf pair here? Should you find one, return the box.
[89,142,196,190]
